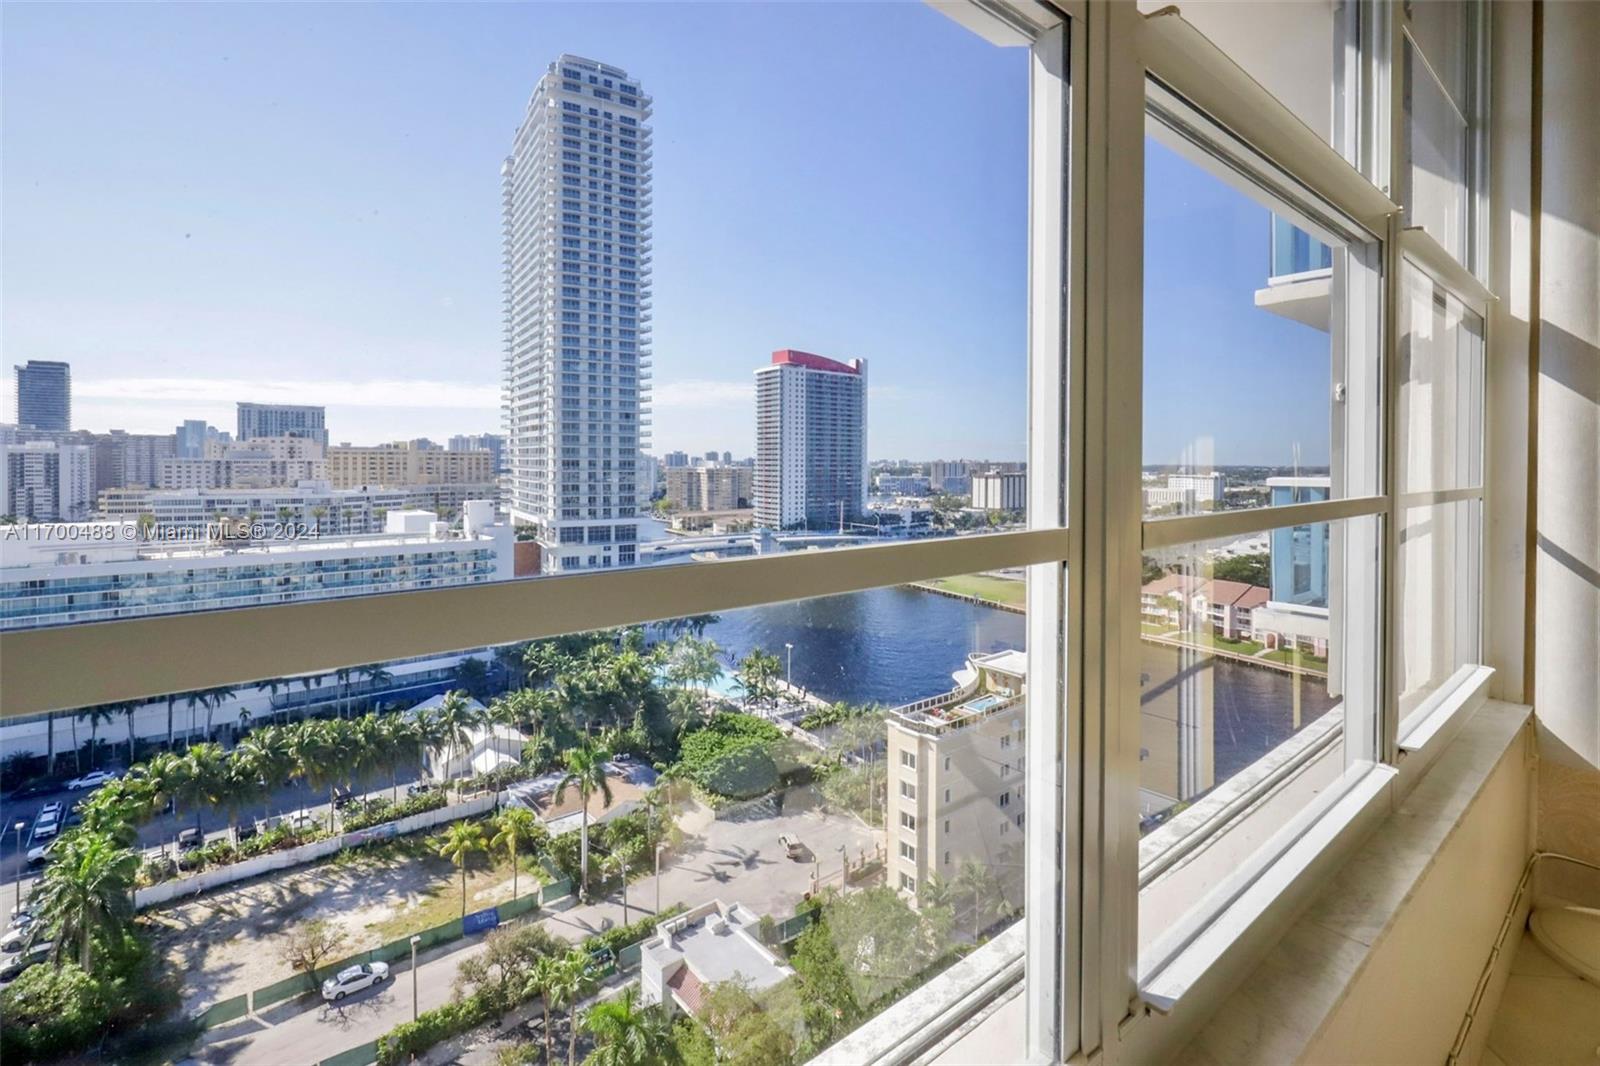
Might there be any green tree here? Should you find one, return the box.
[78,705,118,771]
[280,918,348,993]
[529,954,562,1065]
[30,830,140,971]
[491,806,542,901]
[454,922,564,1013]
[733,650,781,711]
[582,985,675,1066]
[286,720,350,832]
[434,690,482,791]
[1211,552,1270,587]
[555,735,614,898]
[175,742,229,835]
[437,820,488,917]
[549,948,599,1066]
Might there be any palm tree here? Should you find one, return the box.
[164,692,179,750]
[119,701,141,766]
[555,735,614,898]
[433,690,481,791]
[201,684,239,737]
[234,725,294,808]
[603,838,642,925]
[490,807,540,901]
[548,948,598,1066]
[183,689,208,747]
[493,643,531,689]
[955,859,998,941]
[177,742,229,835]
[437,820,487,917]
[287,720,349,832]
[734,649,781,712]
[358,665,393,715]
[79,704,118,770]
[129,751,188,827]
[381,713,423,801]
[454,658,491,701]
[582,985,674,1066]
[29,830,140,971]
[349,713,386,796]
[530,955,561,1065]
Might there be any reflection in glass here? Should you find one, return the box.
[1399,264,1485,494]
[1396,499,1482,724]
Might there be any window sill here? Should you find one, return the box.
[1397,663,1495,755]
[1138,761,1398,1012]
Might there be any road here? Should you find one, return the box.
[188,802,878,1065]
[0,765,426,903]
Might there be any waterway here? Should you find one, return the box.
[699,584,1336,792]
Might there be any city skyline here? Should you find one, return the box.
[7,3,1329,465]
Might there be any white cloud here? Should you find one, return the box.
[650,379,753,410]
[74,376,499,409]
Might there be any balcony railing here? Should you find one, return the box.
[1269,214,1333,280]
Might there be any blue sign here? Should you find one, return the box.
[463,906,500,935]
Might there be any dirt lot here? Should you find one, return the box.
[144,832,543,1012]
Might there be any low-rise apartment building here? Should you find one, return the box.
[885,649,1028,907]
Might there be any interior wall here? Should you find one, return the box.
[1532,0,1600,768]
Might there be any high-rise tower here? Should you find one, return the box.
[503,55,652,572]
[13,361,71,432]
[753,350,867,530]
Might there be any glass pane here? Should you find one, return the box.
[1396,499,1482,725]
[1143,131,1378,519]
[1398,263,1485,494]
[0,573,1031,1060]
[1,1,1034,636]
[1138,515,1380,965]
[1403,36,1471,265]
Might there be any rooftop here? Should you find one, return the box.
[641,899,793,1014]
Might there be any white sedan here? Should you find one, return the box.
[64,770,120,791]
[321,961,389,1002]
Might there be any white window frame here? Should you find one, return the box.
[0,4,1500,1066]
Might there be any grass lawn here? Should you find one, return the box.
[922,574,1026,607]
[1262,649,1329,670]
[365,848,548,940]
[1148,629,1264,656]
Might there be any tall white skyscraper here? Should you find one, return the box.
[753,350,867,530]
[503,55,652,573]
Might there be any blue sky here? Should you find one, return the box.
[4,3,1326,465]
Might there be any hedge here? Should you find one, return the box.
[375,992,495,1065]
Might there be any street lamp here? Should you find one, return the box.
[655,843,666,915]
[11,821,25,915]
[409,935,422,1021]
[838,844,848,892]
[784,643,794,690]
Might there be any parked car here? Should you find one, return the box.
[29,817,59,844]
[7,910,34,931]
[0,926,33,953]
[176,827,204,852]
[406,782,436,798]
[25,840,56,867]
[321,961,389,1001]
[779,832,803,858]
[332,787,359,810]
[234,822,258,844]
[37,802,63,820]
[63,770,120,791]
[0,942,52,983]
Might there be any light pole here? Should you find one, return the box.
[409,935,422,1020]
[655,843,665,915]
[838,844,848,892]
[784,643,794,691]
[619,854,630,926]
[12,821,25,915]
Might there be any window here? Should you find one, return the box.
[1137,77,1386,993]
[899,780,917,800]
[1402,0,1486,271]
[900,750,916,769]
[899,841,916,861]
[900,812,917,831]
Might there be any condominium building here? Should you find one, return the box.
[503,55,652,573]
[447,433,507,473]
[970,469,1026,512]
[96,480,498,534]
[236,402,328,448]
[664,464,752,512]
[753,349,867,530]
[13,360,71,432]
[928,459,970,492]
[0,500,513,631]
[1267,476,1332,605]
[1,440,93,521]
[325,442,492,489]
[1166,471,1226,505]
[885,650,1028,906]
[663,451,689,468]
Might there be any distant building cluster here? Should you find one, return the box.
[665,463,752,512]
